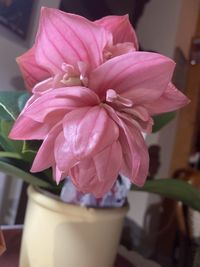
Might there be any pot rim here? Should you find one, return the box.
[28,185,129,219]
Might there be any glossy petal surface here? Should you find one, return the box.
[143,82,190,115]
[89,52,175,101]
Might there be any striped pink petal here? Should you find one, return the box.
[35,7,112,73]
[119,121,149,186]
[9,115,50,140]
[16,46,50,91]
[70,154,120,198]
[89,52,175,102]
[95,15,138,49]
[31,123,62,172]
[62,106,119,159]
[21,87,100,122]
[93,141,122,182]
[105,105,149,186]
[143,82,190,115]
[54,131,78,173]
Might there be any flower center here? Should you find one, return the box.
[60,62,89,87]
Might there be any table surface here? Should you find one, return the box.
[0,227,135,267]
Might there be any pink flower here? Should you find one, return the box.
[10,8,189,197]
[17,8,138,92]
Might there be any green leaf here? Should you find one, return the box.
[18,92,30,111]
[0,120,23,153]
[0,106,13,121]
[21,140,42,163]
[0,135,13,152]
[0,151,22,159]
[22,140,41,154]
[0,91,27,121]
[0,160,53,189]
[132,179,200,212]
[152,112,176,133]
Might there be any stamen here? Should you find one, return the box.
[61,63,74,73]
[61,77,82,86]
[106,89,133,107]
[60,61,89,87]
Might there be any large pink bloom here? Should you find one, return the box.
[10,8,189,197]
[10,55,189,197]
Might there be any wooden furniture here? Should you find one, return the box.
[174,169,200,267]
[154,169,200,267]
[0,228,6,256]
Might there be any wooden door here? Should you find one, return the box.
[170,11,200,174]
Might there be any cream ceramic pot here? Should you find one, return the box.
[19,186,128,267]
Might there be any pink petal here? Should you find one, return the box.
[95,15,138,49]
[70,159,97,190]
[22,87,100,122]
[35,7,112,73]
[32,77,55,94]
[9,115,50,140]
[16,46,50,91]
[31,123,62,172]
[143,82,190,115]
[104,42,136,59]
[89,52,175,103]
[63,106,119,160]
[52,165,65,184]
[93,141,122,182]
[119,121,149,186]
[118,111,153,134]
[54,132,78,173]
[105,105,149,186]
[70,157,119,198]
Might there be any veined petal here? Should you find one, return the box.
[105,42,136,59]
[16,46,50,91]
[52,165,65,184]
[22,87,100,122]
[32,77,55,94]
[94,141,122,181]
[70,159,96,190]
[70,158,119,198]
[95,15,138,49]
[89,52,175,103]
[144,82,190,115]
[9,115,50,140]
[118,111,153,134]
[63,106,119,160]
[35,7,112,73]
[54,132,78,173]
[105,105,149,186]
[119,121,149,186]
[31,123,62,172]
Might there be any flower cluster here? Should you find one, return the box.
[9,8,189,197]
